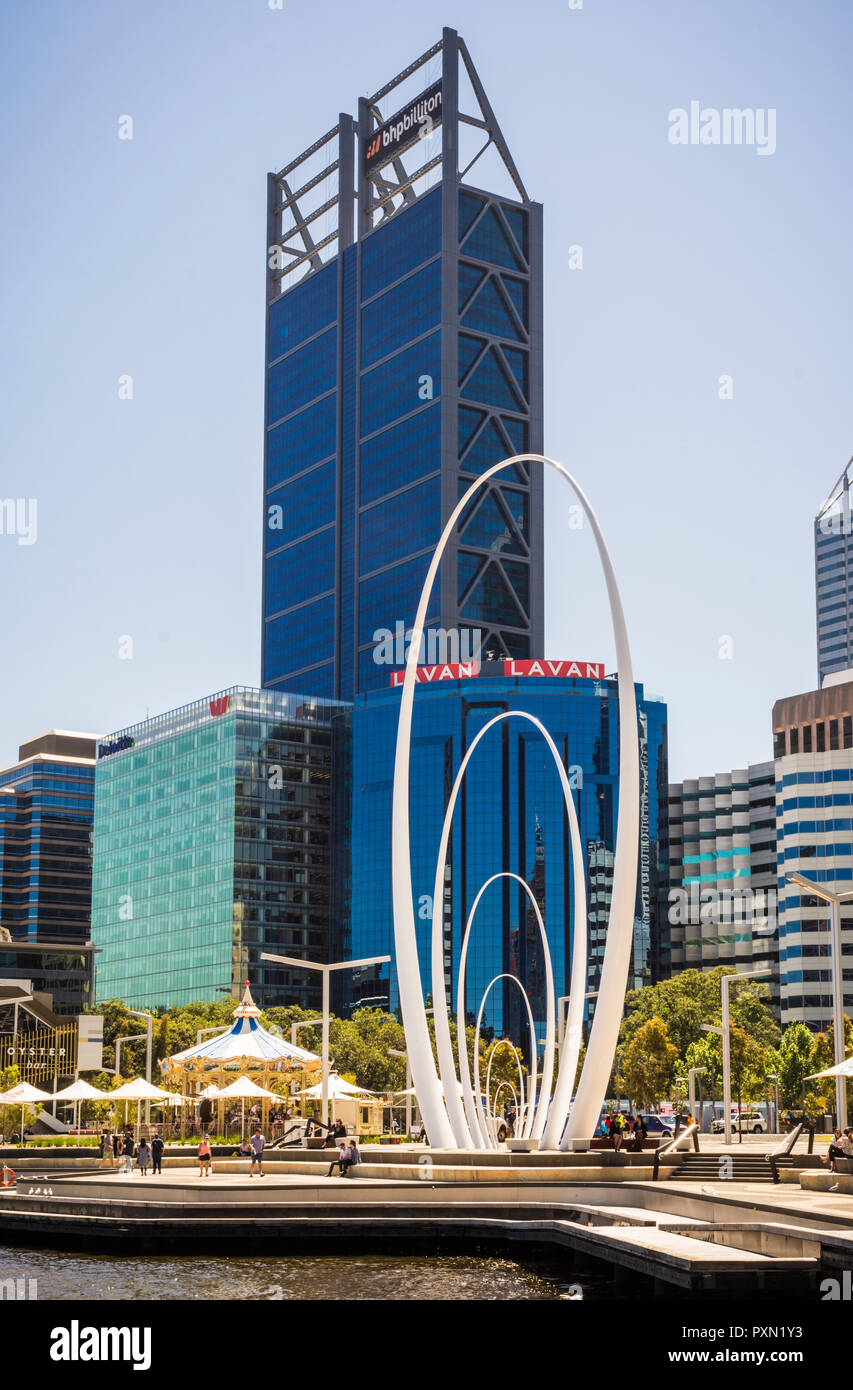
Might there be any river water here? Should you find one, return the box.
[0,1246,607,1300]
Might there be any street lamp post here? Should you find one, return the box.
[714,969,770,1145]
[128,1009,153,1124]
[787,871,853,1129]
[388,1047,411,1137]
[260,953,390,1127]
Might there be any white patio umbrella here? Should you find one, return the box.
[298,1073,376,1099]
[109,1078,171,1138]
[52,1079,108,1147]
[0,1081,53,1145]
[807,1057,853,1079]
[217,1074,284,1141]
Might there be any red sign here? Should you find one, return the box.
[504,659,605,679]
[209,695,232,717]
[389,661,480,687]
[389,658,606,687]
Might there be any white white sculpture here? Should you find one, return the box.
[391,455,640,1151]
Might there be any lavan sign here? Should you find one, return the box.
[390,658,606,687]
[364,81,442,171]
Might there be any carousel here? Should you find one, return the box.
[161,982,321,1137]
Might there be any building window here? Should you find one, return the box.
[790,727,799,754]
[803,725,813,753]
[844,716,852,750]
[774,730,786,759]
[830,718,840,751]
[817,723,826,752]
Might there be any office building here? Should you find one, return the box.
[91,687,351,1011]
[262,28,543,702]
[667,764,779,1012]
[773,674,853,1030]
[815,458,853,683]
[346,662,668,1044]
[0,730,96,947]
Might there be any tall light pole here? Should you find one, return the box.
[388,1047,411,1137]
[260,953,390,1126]
[128,1009,153,1124]
[788,871,853,1128]
[718,969,770,1145]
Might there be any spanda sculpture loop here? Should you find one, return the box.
[391,456,640,1151]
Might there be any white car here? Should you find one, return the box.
[712,1111,765,1134]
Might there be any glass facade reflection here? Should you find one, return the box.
[91,688,351,1011]
[262,38,544,703]
[347,671,668,1045]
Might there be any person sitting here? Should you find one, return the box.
[325,1142,351,1178]
[826,1127,844,1170]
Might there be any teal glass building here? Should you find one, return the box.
[346,669,669,1045]
[262,29,544,702]
[91,687,351,1011]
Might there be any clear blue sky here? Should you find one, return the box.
[0,0,849,780]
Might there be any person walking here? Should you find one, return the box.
[136,1139,151,1176]
[198,1133,212,1178]
[633,1113,647,1152]
[122,1131,136,1174]
[151,1133,164,1175]
[249,1127,265,1177]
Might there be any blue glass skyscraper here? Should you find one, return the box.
[262,29,543,702]
[346,669,669,1043]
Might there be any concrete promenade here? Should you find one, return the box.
[0,1141,849,1295]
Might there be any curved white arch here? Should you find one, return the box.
[483,1036,526,1149]
[457,874,551,1148]
[431,713,581,1149]
[391,454,639,1149]
[491,1081,519,1141]
[474,979,535,1147]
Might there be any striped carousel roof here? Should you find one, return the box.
[166,982,319,1065]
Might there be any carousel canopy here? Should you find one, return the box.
[165,983,320,1067]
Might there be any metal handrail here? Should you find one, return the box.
[653,1122,698,1181]
[766,1121,804,1183]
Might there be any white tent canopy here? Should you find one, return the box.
[110,1079,171,1101]
[807,1057,853,1080]
[217,1076,283,1101]
[0,1082,54,1104]
[52,1080,107,1101]
[298,1072,376,1100]
[0,1081,54,1144]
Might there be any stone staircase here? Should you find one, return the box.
[665,1150,793,1184]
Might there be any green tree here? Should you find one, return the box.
[620,1017,678,1110]
[620,968,779,1061]
[771,1022,815,1108]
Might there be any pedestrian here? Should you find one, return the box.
[198,1133,212,1178]
[249,1127,265,1177]
[349,1137,362,1173]
[151,1133,164,1175]
[136,1139,151,1175]
[123,1131,136,1174]
[326,1141,349,1177]
[633,1113,647,1152]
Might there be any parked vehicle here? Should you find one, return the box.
[640,1113,674,1138]
[711,1110,765,1134]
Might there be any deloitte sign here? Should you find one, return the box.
[97,735,134,760]
[364,82,442,172]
